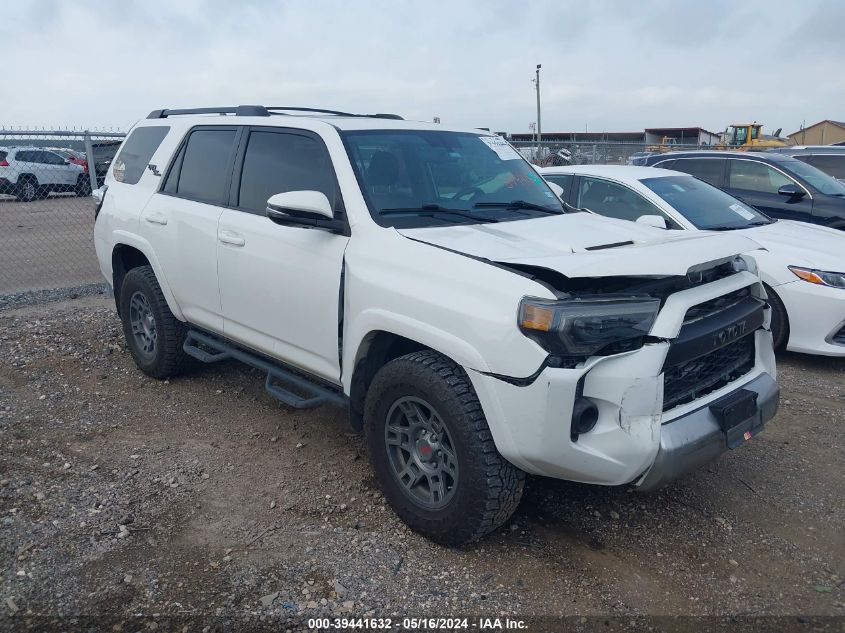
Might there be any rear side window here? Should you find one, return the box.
[15,150,34,162]
[667,158,724,186]
[237,131,335,213]
[803,154,845,180]
[113,126,170,185]
[174,129,237,204]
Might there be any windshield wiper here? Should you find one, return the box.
[380,204,500,223]
[745,219,774,226]
[472,200,563,215]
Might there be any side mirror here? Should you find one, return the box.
[636,214,668,229]
[777,183,805,198]
[266,191,347,233]
[547,181,565,199]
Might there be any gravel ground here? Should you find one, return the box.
[0,296,843,632]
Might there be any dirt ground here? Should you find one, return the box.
[0,295,843,632]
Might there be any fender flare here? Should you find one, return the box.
[111,230,185,321]
[342,308,491,393]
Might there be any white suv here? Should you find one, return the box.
[0,146,87,201]
[94,106,779,544]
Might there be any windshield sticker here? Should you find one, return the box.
[729,202,756,220]
[479,136,522,160]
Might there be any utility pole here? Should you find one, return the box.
[534,64,542,144]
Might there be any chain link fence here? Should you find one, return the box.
[0,129,125,301]
[510,140,714,167]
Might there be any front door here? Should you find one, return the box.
[724,158,813,222]
[216,127,350,382]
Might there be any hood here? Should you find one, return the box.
[741,220,845,270]
[398,213,761,278]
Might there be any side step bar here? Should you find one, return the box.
[183,330,347,410]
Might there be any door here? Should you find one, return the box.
[41,150,79,185]
[139,126,241,332]
[217,127,350,382]
[724,158,813,221]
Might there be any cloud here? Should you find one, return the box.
[0,0,840,137]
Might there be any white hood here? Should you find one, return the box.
[741,220,845,271]
[399,213,762,278]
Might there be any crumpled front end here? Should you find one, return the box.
[467,267,778,488]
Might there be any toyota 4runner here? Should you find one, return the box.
[93,105,779,545]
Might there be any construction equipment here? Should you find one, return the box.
[718,123,788,150]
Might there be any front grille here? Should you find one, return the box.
[833,324,845,345]
[662,335,755,412]
[683,287,751,325]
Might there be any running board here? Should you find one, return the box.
[183,330,347,410]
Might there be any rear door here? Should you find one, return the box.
[217,126,350,382]
[724,158,813,221]
[140,126,241,332]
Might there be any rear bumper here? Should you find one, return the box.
[635,372,779,491]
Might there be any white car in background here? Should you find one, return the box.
[541,165,845,357]
[0,146,86,201]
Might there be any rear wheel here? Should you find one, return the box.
[119,266,193,378]
[15,177,38,202]
[764,284,789,351]
[364,350,524,545]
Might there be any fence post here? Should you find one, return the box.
[83,131,98,194]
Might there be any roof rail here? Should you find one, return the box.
[146,105,404,120]
[147,105,270,119]
[267,106,404,120]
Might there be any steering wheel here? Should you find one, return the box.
[451,186,485,202]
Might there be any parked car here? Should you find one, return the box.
[0,146,88,201]
[94,105,778,544]
[48,147,90,173]
[541,164,845,356]
[641,150,845,230]
[767,146,845,183]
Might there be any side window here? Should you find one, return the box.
[805,155,845,180]
[236,131,336,214]
[113,126,170,185]
[670,158,724,186]
[728,160,793,194]
[14,150,31,162]
[31,151,50,164]
[576,176,673,224]
[43,152,66,165]
[544,174,572,196]
[654,159,675,170]
[174,129,237,204]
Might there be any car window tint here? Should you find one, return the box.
[728,160,792,193]
[668,158,724,186]
[15,151,31,162]
[114,126,171,185]
[176,129,237,203]
[806,155,845,180]
[44,152,65,165]
[237,131,335,214]
[576,176,672,224]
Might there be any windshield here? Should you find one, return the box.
[782,158,845,196]
[341,130,562,227]
[640,175,772,230]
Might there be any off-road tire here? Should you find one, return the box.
[764,284,789,351]
[119,266,193,379]
[15,176,38,202]
[364,350,524,545]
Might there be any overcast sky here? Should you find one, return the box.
[1,0,842,136]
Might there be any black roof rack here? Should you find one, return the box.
[147,105,403,120]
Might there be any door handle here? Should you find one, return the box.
[143,211,168,226]
[219,230,245,247]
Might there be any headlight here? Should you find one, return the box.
[788,266,845,289]
[518,296,661,357]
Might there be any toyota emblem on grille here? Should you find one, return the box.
[713,320,748,347]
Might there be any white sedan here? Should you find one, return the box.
[540,164,845,357]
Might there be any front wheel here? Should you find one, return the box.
[364,350,524,545]
[764,284,789,351]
